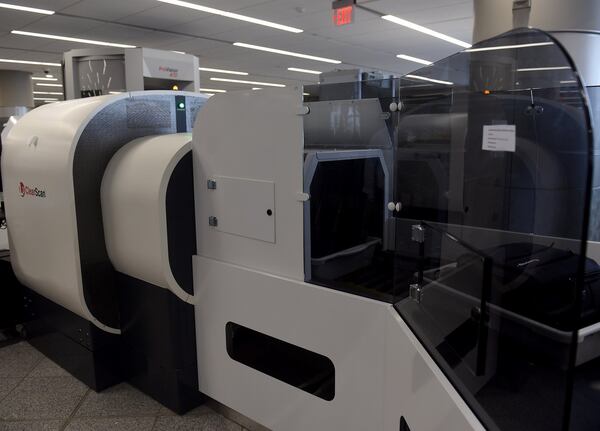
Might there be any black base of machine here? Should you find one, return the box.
[0,253,24,345]
[22,288,123,391]
[117,272,203,415]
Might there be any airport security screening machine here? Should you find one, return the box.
[5,19,600,431]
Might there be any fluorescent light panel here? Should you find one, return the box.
[199,88,226,93]
[36,83,63,87]
[517,66,571,72]
[465,42,554,52]
[157,0,302,33]
[33,91,63,95]
[396,54,432,66]
[34,97,58,101]
[11,30,136,48]
[382,15,471,48]
[234,42,341,64]
[405,74,453,85]
[287,67,322,75]
[199,67,248,76]
[32,76,58,81]
[0,2,54,14]
[210,77,285,87]
[0,58,60,67]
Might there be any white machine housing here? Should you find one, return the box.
[191,88,484,431]
[101,133,195,303]
[1,91,206,333]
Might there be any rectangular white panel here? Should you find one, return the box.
[213,176,275,243]
[193,88,305,280]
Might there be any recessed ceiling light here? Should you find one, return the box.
[382,15,471,48]
[0,58,60,67]
[198,67,248,76]
[396,54,432,66]
[0,2,54,15]
[32,76,58,81]
[199,88,226,93]
[287,67,322,75]
[303,92,310,96]
[517,66,571,72]
[11,30,136,48]
[157,0,302,33]
[210,77,285,88]
[33,91,63,95]
[465,42,554,52]
[33,97,58,101]
[404,74,453,85]
[233,42,341,64]
[251,87,262,90]
[36,83,63,87]
[45,74,54,78]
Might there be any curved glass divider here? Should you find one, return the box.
[392,28,594,431]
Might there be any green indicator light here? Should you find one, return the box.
[178,102,185,109]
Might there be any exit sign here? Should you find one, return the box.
[332,0,355,27]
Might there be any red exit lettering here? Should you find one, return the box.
[333,5,353,26]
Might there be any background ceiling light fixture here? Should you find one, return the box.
[11,30,136,48]
[210,77,285,87]
[517,66,571,72]
[0,2,54,15]
[198,67,248,75]
[32,76,58,81]
[0,58,60,67]
[465,42,554,52]
[396,54,432,65]
[157,0,303,33]
[404,74,453,85]
[33,91,63,95]
[382,15,471,48]
[35,83,63,87]
[199,88,227,93]
[233,42,341,64]
[287,67,322,75]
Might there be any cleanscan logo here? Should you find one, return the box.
[19,181,46,198]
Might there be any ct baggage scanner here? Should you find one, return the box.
[0,91,207,411]
[4,25,600,431]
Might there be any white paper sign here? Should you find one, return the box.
[482,125,516,152]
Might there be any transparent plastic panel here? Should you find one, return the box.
[393,29,593,431]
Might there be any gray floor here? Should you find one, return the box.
[0,341,250,431]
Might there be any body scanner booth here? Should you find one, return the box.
[3,26,600,430]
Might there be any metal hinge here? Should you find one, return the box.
[411,224,425,243]
[207,179,217,189]
[409,283,423,304]
[208,216,218,227]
